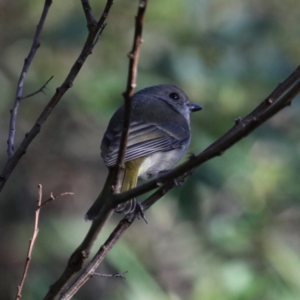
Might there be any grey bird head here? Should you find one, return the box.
[134,84,202,122]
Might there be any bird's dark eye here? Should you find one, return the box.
[169,92,179,100]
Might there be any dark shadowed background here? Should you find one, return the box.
[1,1,300,299]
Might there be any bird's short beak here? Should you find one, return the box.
[188,102,203,112]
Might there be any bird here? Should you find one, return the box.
[85,84,202,221]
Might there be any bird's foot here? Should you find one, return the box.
[133,200,147,224]
[115,198,147,224]
[115,199,135,214]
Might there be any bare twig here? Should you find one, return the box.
[40,191,74,208]
[113,0,148,193]
[15,185,43,300]
[15,185,73,300]
[0,0,114,193]
[7,0,53,158]
[20,76,53,100]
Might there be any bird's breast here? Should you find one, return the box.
[138,146,188,180]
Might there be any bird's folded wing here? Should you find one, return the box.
[101,122,190,167]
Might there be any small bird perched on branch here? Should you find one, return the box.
[85,84,202,221]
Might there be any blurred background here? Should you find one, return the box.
[1,0,300,299]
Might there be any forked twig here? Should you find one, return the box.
[15,185,73,300]
[20,76,53,100]
[40,191,74,208]
[15,185,43,300]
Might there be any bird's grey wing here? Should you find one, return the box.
[101,121,190,167]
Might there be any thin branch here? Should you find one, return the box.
[15,185,43,300]
[15,185,73,300]
[91,271,127,279]
[20,76,53,100]
[92,23,107,48]
[0,0,114,193]
[40,191,74,208]
[113,0,148,193]
[81,0,97,30]
[7,0,53,158]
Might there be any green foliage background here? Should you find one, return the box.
[1,0,300,299]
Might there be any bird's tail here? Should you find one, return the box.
[115,157,144,213]
[85,157,144,220]
[84,168,115,221]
